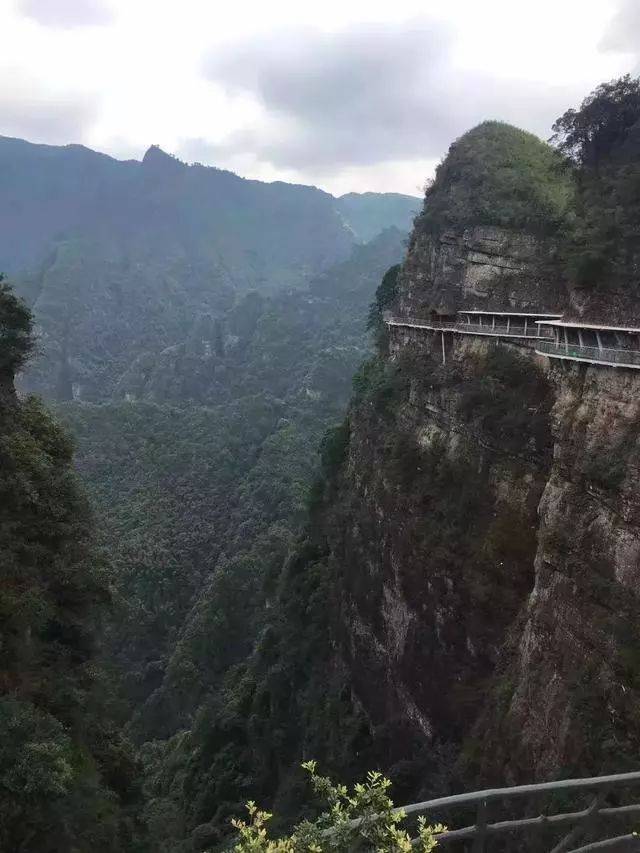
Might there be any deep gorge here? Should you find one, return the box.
[4,76,640,853]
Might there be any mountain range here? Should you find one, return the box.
[0,135,418,401]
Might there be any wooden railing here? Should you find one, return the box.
[398,770,640,852]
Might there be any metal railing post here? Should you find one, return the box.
[472,799,488,853]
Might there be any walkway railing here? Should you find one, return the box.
[387,316,554,339]
[536,339,640,369]
[398,770,640,851]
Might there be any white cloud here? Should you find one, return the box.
[0,66,97,143]
[0,0,635,193]
[18,0,114,28]
[202,20,584,173]
[600,0,640,68]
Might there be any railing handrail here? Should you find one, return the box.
[536,339,640,364]
[394,770,640,851]
[387,316,553,338]
[399,769,640,817]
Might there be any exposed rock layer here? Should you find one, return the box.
[398,225,569,317]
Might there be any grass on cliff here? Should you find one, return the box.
[417,120,573,236]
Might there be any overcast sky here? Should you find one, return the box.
[1,0,638,195]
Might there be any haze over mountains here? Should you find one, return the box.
[1,135,417,401]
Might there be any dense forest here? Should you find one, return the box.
[4,75,640,852]
[0,278,144,851]
[58,227,407,739]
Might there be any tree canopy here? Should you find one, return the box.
[0,274,33,375]
[0,280,143,852]
[552,75,640,294]
[552,74,640,169]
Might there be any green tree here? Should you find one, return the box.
[0,273,33,377]
[367,264,401,351]
[552,75,640,289]
[0,280,142,852]
[417,121,572,237]
[552,74,640,168]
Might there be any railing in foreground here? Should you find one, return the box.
[399,770,640,852]
[535,339,640,368]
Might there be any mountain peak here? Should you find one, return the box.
[142,144,185,173]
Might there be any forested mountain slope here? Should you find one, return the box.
[0,280,142,852]
[2,132,414,850]
[53,228,407,733]
[336,192,419,243]
[1,135,417,401]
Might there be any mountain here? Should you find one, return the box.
[142,100,640,852]
[137,122,573,848]
[6,77,640,853]
[336,192,419,243]
[0,135,417,402]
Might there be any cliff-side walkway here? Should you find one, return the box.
[535,320,640,370]
[387,312,640,370]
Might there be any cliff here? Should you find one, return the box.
[478,364,640,781]
[331,121,640,786]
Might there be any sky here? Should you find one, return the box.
[1,0,639,196]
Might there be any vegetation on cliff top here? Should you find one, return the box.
[417,120,573,236]
[552,74,640,297]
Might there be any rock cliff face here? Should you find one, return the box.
[319,125,640,788]
[326,243,640,787]
[479,362,640,781]
[398,225,567,317]
[332,329,553,747]
[326,227,561,781]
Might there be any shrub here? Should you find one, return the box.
[320,421,351,477]
[352,358,408,417]
[230,762,445,852]
[367,265,401,352]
